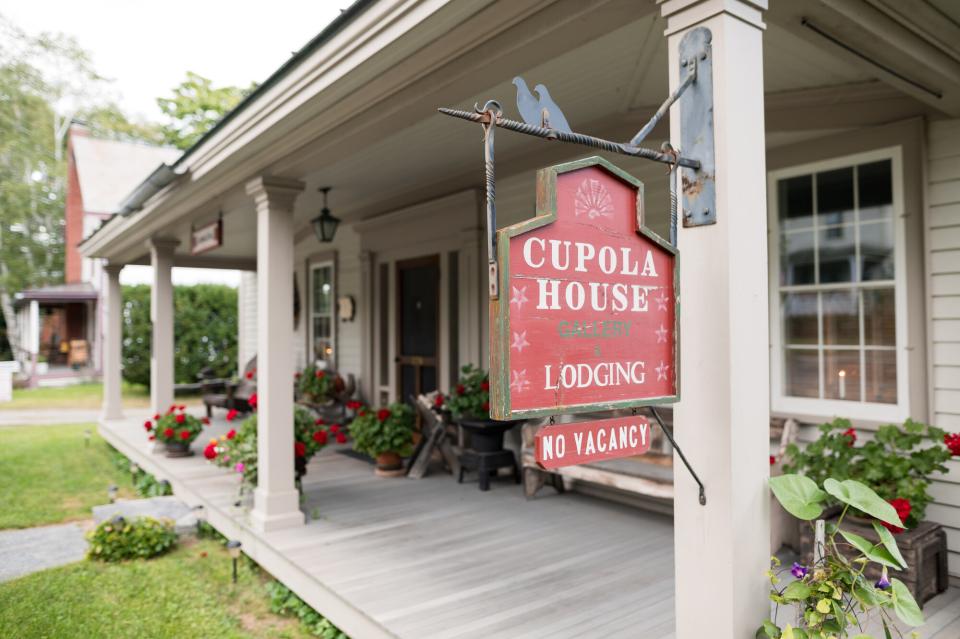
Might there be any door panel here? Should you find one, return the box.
[396,256,440,403]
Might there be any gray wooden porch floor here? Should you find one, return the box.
[100,414,958,638]
[101,414,676,638]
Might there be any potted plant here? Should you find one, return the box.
[297,365,343,405]
[782,418,957,603]
[761,473,924,637]
[145,405,207,457]
[349,402,415,476]
[204,405,339,493]
[442,364,522,453]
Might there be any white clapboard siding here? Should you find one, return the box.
[927,120,960,577]
[236,271,258,372]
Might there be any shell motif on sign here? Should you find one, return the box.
[489,156,679,420]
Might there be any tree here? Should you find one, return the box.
[76,102,164,145]
[156,72,255,150]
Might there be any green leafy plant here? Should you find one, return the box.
[266,580,349,638]
[297,365,342,402]
[109,448,173,497]
[782,418,953,527]
[349,402,415,459]
[443,364,490,418]
[145,404,206,446]
[759,474,924,638]
[86,515,177,562]
[203,405,336,492]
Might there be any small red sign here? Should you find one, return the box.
[534,416,652,469]
[489,157,678,420]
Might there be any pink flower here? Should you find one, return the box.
[235,462,245,473]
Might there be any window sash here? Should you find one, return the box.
[310,261,335,365]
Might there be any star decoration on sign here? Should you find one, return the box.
[654,324,668,344]
[511,330,530,353]
[654,290,669,312]
[655,361,670,382]
[510,369,530,393]
[510,285,529,310]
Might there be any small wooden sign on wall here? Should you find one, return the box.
[191,218,222,255]
[488,156,679,421]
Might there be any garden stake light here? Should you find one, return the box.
[84,429,91,447]
[107,484,118,503]
[226,539,242,583]
[129,461,139,483]
[193,504,206,534]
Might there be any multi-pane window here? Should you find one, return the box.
[310,262,335,366]
[775,158,896,405]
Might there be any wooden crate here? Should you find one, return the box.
[799,518,949,605]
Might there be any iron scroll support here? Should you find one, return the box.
[648,406,706,506]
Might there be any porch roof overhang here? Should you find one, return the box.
[79,0,960,267]
[14,283,98,308]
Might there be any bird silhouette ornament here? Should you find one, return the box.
[512,76,572,134]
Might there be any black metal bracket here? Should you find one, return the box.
[648,406,706,506]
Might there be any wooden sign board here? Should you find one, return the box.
[535,415,652,469]
[489,157,679,420]
[191,218,222,255]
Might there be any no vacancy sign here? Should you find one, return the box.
[489,156,678,420]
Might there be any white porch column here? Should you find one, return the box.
[246,176,305,531]
[662,1,770,637]
[148,238,178,416]
[102,263,125,420]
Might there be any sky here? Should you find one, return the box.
[1,1,344,286]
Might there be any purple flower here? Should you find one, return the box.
[790,562,808,579]
[235,462,245,473]
[875,567,891,590]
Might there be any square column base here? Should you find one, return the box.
[251,488,305,532]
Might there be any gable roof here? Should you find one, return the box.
[71,136,180,214]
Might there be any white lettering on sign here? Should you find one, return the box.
[534,416,652,469]
[544,361,646,390]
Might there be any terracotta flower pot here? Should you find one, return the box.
[376,451,402,470]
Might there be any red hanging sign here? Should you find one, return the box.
[534,415,652,469]
[489,157,678,420]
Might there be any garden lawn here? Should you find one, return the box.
[2,381,152,410]
[0,423,136,529]
[0,539,313,639]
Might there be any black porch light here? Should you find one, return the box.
[311,186,340,243]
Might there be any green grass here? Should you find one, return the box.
[0,423,137,529]
[0,539,313,639]
[3,381,153,410]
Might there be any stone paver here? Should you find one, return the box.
[0,522,89,582]
[93,496,198,535]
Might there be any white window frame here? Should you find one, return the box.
[309,259,336,368]
[768,147,909,422]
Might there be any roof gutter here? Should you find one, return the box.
[117,163,180,215]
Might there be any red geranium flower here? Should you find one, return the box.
[175,413,186,424]
[294,441,306,457]
[168,404,176,414]
[377,409,390,422]
[346,400,362,410]
[315,418,325,426]
[180,430,191,440]
[881,498,911,534]
[315,370,325,379]
[163,427,174,439]
[249,393,258,409]
[843,428,857,447]
[201,417,210,425]
[144,420,153,431]
[226,409,238,422]
[313,430,328,445]
[769,455,776,466]
[329,423,340,433]
[203,444,217,460]
[945,433,960,456]
[148,435,156,441]
[226,429,236,440]
[294,372,301,379]
[434,394,444,408]
[456,384,466,396]
[178,404,186,411]
[335,432,347,444]
[358,409,367,417]
[153,413,160,420]
[480,380,489,391]
[245,368,256,380]
[481,401,489,412]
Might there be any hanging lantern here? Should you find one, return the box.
[311,187,340,243]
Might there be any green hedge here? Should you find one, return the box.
[122,284,238,388]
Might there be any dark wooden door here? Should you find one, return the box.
[396,255,440,403]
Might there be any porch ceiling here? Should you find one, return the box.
[88,0,949,264]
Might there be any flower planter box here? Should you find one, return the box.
[799,518,949,605]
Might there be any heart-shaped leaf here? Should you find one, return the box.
[872,521,907,570]
[769,474,827,520]
[839,530,902,569]
[782,581,812,601]
[824,479,902,527]
[890,578,924,627]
